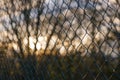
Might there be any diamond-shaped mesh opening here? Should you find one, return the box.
[0,0,120,80]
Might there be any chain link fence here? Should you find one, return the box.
[0,0,120,80]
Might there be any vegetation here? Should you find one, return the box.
[0,45,120,80]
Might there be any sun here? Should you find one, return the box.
[23,37,36,50]
[23,36,48,50]
[29,37,36,50]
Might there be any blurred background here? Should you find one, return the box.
[0,0,120,80]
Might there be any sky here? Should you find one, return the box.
[0,0,119,57]
[43,0,116,14]
[43,0,86,14]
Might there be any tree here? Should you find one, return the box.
[0,0,45,58]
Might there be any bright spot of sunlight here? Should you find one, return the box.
[23,38,28,45]
[59,46,67,56]
[36,43,42,50]
[29,37,36,50]
[12,43,18,50]
[22,34,92,55]
[23,37,36,50]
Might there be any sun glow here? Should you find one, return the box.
[23,36,48,50]
[37,36,47,50]
[22,34,93,56]
[29,37,36,50]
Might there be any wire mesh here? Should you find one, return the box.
[0,0,120,80]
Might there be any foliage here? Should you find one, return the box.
[0,48,119,80]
